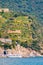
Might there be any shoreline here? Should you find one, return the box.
[0,55,43,58]
[0,45,42,58]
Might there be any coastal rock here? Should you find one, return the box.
[6,45,41,57]
[0,45,41,58]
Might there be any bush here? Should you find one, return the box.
[20,41,28,48]
[0,41,3,47]
[3,44,11,49]
[30,41,41,51]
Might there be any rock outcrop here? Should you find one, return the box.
[0,45,41,57]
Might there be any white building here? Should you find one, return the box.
[0,8,9,12]
[0,38,12,44]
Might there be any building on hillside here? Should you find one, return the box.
[7,30,21,34]
[0,38,12,44]
[0,8,9,12]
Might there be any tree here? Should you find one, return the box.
[3,44,11,49]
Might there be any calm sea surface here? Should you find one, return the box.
[0,57,43,65]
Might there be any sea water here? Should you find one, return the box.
[0,57,43,65]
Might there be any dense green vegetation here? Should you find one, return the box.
[0,11,43,53]
[0,0,43,24]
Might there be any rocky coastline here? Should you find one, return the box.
[0,45,42,58]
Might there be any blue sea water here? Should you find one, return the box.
[0,57,43,65]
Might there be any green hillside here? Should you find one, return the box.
[0,0,43,24]
[0,11,43,54]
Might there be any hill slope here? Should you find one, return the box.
[0,11,43,54]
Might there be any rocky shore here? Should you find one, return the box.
[0,45,41,58]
